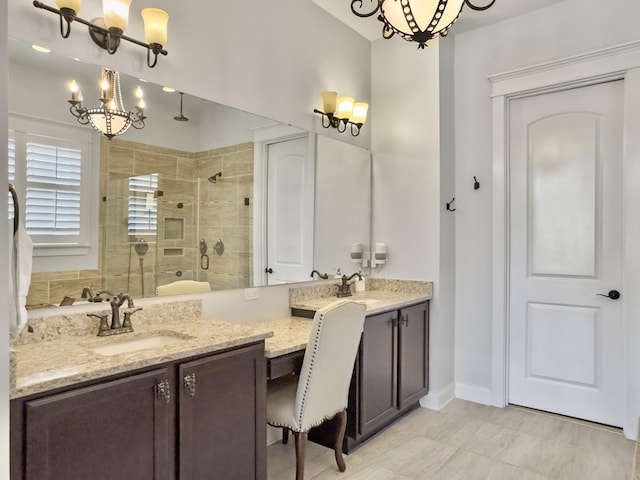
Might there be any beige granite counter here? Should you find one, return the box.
[251,317,314,358]
[290,279,432,315]
[11,309,273,400]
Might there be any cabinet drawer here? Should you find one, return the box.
[268,350,305,380]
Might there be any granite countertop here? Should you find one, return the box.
[290,289,432,316]
[250,317,314,358]
[11,317,273,400]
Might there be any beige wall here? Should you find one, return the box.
[26,138,254,307]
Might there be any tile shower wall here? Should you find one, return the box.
[25,138,253,307]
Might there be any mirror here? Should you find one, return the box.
[8,39,371,305]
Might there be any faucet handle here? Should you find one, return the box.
[122,307,142,328]
[88,313,110,334]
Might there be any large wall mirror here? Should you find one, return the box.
[7,38,371,306]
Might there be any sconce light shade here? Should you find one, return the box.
[321,91,338,115]
[336,96,354,121]
[352,102,369,125]
[313,91,368,137]
[141,8,169,45]
[102,0,131,31]
[56,0,81,11]
[33,0,169,68]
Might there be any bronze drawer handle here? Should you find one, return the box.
[184,373,197,397]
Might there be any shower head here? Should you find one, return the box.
[208,172,223,183]
[134,238,149,256]
[173,92,189,122]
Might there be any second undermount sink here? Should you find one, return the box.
[90,331,194,356]
[353,298,382,305]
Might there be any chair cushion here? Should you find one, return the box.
[266,376,298,430]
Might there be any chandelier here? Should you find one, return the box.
[68,68,146,139]
[351,0,496,49]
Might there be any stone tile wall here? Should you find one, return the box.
[26,138,254,307]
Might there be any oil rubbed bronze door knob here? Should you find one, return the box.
[597,290,621,300]
[265,267,274,274]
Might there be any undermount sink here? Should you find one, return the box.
[90,331,194,356]
[353,298,382,305]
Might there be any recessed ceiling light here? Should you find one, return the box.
[31,44,51,53]
[162,86,176,93]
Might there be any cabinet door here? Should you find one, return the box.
[359,310,398,436]
[178,343,266,480]
[398,302,429,410]
[24,368,173,480]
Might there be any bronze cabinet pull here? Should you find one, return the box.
[156,380,171,404]
[184,373,197,397]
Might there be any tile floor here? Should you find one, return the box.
[267,400,635,480]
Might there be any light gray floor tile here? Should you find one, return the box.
[266,400,636,480]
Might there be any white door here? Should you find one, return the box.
[508,81,624,426]
[265,136,314,285]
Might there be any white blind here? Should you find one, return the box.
[8,137,15,219]
[25,142,82,239]
[128,173,158,236]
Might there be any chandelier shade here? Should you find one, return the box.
[68,68,146,139]
[351,0,495,49]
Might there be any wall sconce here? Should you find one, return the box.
[33,0,169,68]
[313,91,368,137]
[68,68,146,139]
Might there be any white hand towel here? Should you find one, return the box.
[9,221,33,337]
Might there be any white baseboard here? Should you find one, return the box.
[419,382,455,410]
[455,382,493,405]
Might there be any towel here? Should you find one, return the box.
[9,220,33,337]
[156,280,211,296]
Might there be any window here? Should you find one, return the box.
[9,115,98,272]
[128,173,158,237]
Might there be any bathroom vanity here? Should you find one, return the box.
[9,302,272,480]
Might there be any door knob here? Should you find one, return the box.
[265,267,274,274]
[597,290,621,300]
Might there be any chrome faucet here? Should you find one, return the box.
[337,273,362,298]
[310,270,329,280]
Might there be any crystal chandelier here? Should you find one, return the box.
[351,0,496,49]
[68,68,146,139]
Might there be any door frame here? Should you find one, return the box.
[252,124,316,286]
[489,40,640,439]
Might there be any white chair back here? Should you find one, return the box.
[293,301,366,432]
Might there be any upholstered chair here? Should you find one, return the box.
[266,300,366,480]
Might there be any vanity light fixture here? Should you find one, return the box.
[351,0,495,49]
[68,68,146,139]
[33,0,169,68]
[313,91,369,137]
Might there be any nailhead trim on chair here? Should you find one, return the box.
[267,301,353,432]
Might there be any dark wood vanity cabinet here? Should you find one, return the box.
[20,368,174,480]
[11,342,266,480]
[178,345,266,480]
[353,301,429,446]
[310,301,429,453]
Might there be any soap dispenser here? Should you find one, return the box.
[355,270,366,294]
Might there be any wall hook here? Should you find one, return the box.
[446,197,456,212]
[474,176,480,190]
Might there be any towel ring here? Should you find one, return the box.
[8,184,19,235]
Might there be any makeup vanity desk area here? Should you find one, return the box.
[261,289,432,453]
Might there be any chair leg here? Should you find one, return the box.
[334,410,347,472]
[293,431,307,480]
[282,427,289,444]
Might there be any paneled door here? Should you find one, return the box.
[265,136,314,285]
[508,80,624,426]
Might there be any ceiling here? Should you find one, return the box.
[312,0,568,42]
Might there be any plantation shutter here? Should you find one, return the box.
[8,136,16,219]
[128,173,158,236]
[25,140,82,243]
